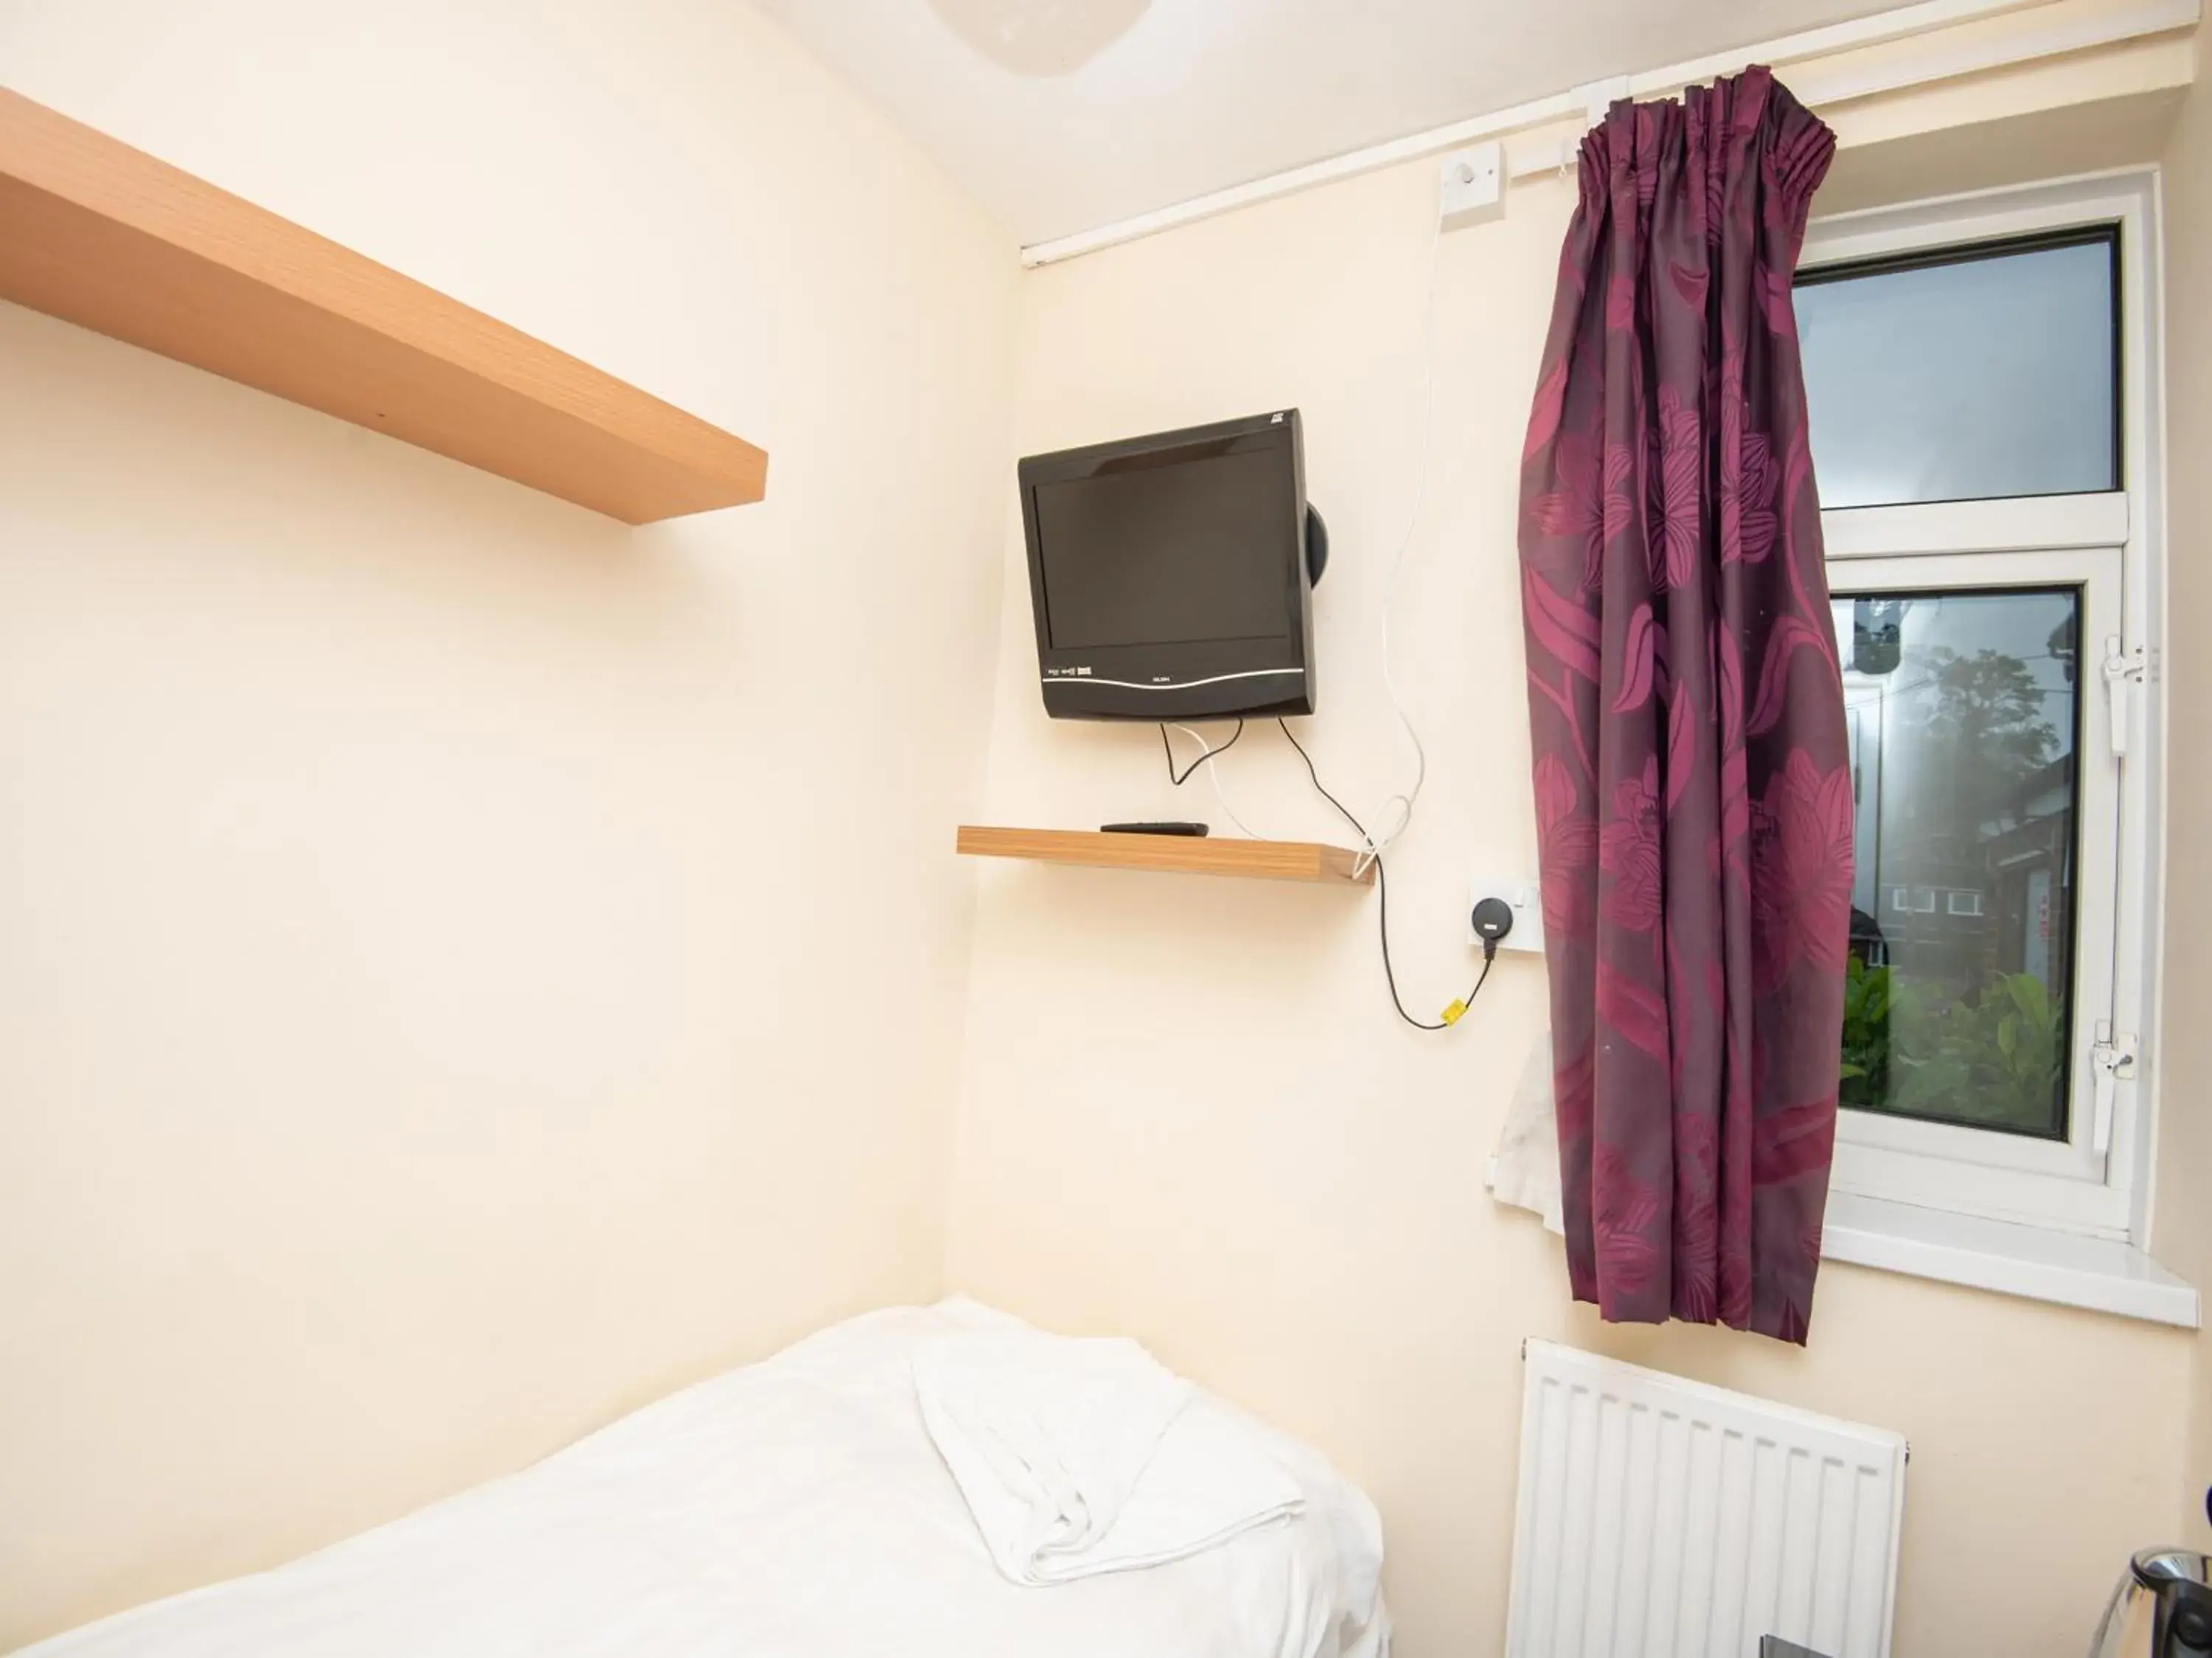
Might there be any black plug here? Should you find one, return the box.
[1471,898,1515,961]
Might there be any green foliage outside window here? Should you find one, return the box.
[1840,954,2064,1133]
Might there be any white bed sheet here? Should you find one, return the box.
[24,1299,1388,1658]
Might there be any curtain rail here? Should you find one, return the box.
[1018,0,2198,266]
[1506,0,2200,178]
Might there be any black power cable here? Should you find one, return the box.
[1277,718,1497,1031]
[1158,719,1244,785]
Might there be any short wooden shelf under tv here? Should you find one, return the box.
[955,826,1374,887]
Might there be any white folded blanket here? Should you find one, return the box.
[916,1329,1307,1586]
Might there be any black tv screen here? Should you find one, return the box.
[1018,410,1315,721]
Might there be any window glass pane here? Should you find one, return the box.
[1797,234,2118,509]
[1832,587,2080,1138]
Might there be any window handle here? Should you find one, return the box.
[2101,637,2146,759]
[2089,1021,2138,1156]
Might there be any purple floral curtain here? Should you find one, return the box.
[1517,67,1851,1344]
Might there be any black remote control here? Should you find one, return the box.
[1101,821,1211,836]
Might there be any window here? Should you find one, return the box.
[1834,586,2081,1142]
[1797,229,2120,508]
[1801,173,2160,1246]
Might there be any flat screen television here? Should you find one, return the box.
[1016,409,1321,721]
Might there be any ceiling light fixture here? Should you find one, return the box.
[925,0,1150,77]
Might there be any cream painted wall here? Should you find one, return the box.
[1,2,2203,1653]
[2154,60,2212,1553]
[0,0,1014,1645]
[947,106,2198,1658]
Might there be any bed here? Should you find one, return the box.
[25,1298,1388,1658]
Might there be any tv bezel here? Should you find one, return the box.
[1016,409,1316,721]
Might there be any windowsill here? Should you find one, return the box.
[1822,1192,2200,1328]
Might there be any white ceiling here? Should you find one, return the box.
[757,0,1908,246]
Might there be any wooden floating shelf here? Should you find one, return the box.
[956,826,1376,887]
[0,89,768,524]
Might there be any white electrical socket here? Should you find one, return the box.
[1438,142,1504,231]
[1470,873,1545,954]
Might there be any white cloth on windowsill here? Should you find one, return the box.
[1486,1027,1565,1235]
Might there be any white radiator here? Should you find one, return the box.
[1506,1340,1907,1658]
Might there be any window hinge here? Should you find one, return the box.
[2101,637,2146,759]
[2090,1022,2138,1155]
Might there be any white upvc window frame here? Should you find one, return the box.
[1804,170,2166,1251]
[1826,547,2125,1231]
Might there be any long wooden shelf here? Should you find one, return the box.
[956,825,1375,887]
[0,89,767,524]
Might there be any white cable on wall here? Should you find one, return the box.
[1160,212,1447,869]
[1357,206,1447,877]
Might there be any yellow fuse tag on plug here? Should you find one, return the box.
[1441,999,1469,1027]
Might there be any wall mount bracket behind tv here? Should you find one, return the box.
[1304,504,1329,587]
